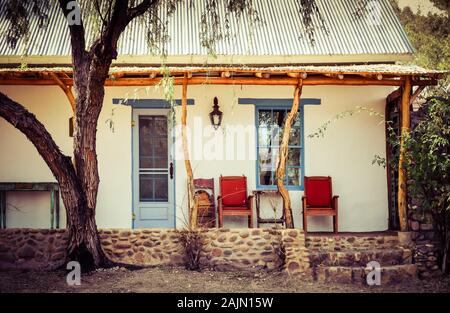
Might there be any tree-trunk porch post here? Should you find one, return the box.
[398,76,412,231]
[276,80,304,229]
[181,75,199,229]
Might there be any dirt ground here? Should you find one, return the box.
[1,267,450,293]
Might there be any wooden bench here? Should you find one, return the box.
[0,182,60,229]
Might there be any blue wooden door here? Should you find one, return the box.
[132,109,175,228]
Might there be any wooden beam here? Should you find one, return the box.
[325,73,344,80]
[103,77,406,86]
[48,72,76,137]
[410,86,425,105]
[276,80,303,229]
[221,71,232,78]
[0,76,438,87]
[48,73,75,113]
[255,72,270,79]
[398,76,412,232]
[287,72,308,79]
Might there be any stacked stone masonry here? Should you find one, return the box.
[408,211,441,278]
[0,228,309,273]
[0,228,440,283]
[305,234,418,284]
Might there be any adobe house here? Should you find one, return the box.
[0,0,443,235]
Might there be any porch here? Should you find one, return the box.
[0,64,444,233]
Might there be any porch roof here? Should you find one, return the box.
[0,64,444,87]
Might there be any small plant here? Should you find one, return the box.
[177,229,205,271]
[272,239,286,270]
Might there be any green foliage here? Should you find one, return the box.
[404,98,450,272]
[391,1,450,96]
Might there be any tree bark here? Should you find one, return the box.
[398,76,411,231]
[276,81,303,229]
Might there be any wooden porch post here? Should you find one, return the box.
[181,76,198,229]
[398,76,412,231]
[49,73,76,136]
[276,80,304,229]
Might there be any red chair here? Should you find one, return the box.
[217,176,254,228]
[302,176,339,233]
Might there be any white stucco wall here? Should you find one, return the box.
[0,84,392,231]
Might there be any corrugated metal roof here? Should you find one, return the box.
[0,0,414,58]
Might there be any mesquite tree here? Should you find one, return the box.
[0,0,325,270]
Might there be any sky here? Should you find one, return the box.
[397,0,445,14]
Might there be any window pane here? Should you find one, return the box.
[258,110,272,127]
[273,109,286,128]
[259,127,283,147]
[256,108,303,188]
[287,167,300,186]
[288,148,301,166]
[258,127,272,146]
[139,174,168,202]
[294,113,301,127]
[259,147,279,169]
[259,167,274,185]
[153,116,167,136]
[139,116,168,168]
[289,127,301,146]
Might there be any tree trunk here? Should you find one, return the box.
[66,53,115,269]
[181,77,198,229]
[276,81,303,229]
[0,91,109,270]
[1,0,157,271]
[398,77,411,231]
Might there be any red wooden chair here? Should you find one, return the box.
[302,176,339,233]
[217,176,254,228]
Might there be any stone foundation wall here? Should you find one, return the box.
[409,212,441,278]
[1,228,436,281]
[282,229,311,277]
[99,229,185,266]
[0,229,67,270]
[200,229,283,271]
[0,228,309,273]
[411,230,441,278]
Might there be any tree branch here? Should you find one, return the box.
[58,0,87,65]
[128,0,159,21]
[0,92,78,189]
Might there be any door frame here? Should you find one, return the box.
[131,108,176,229]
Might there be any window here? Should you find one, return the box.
[256,107,303,190]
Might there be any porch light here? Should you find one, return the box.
[209,97,223,130]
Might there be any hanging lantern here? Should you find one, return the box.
[209,97,223,130]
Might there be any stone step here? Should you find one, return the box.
[306,234,401,251]
[309,248,413,267]
[314,264,417,285]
